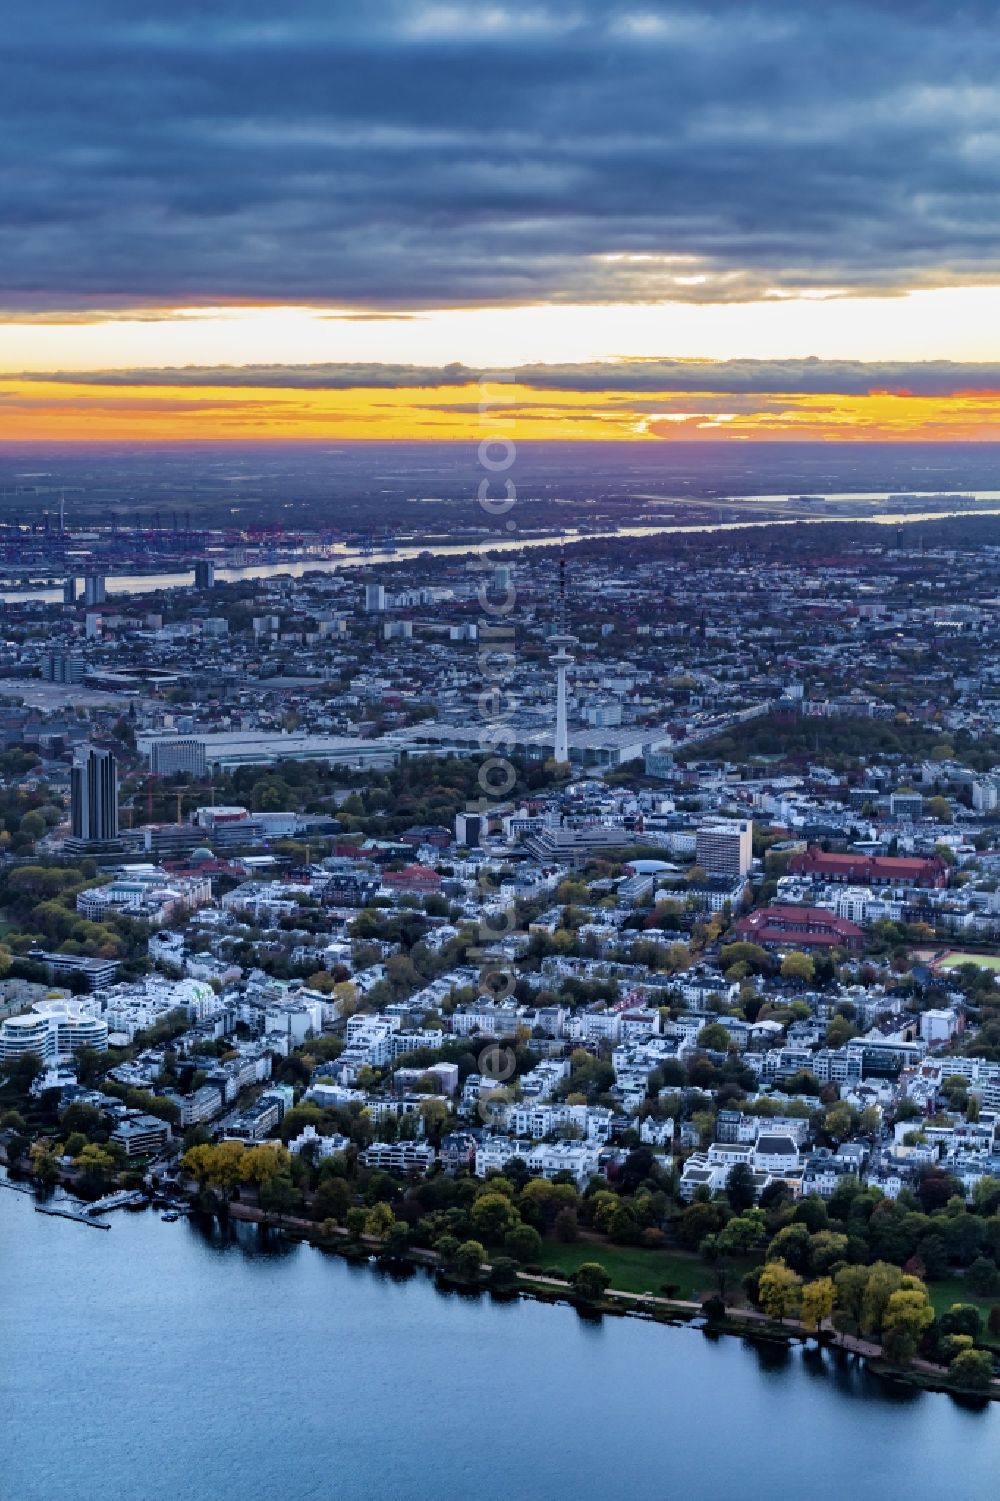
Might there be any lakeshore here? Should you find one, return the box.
[10,1159,991,1404]
[4,1177,997,1501]
[218,1195,1000,1403]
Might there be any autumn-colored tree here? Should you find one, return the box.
[859,1261,904,1339]
[780,951,815,985]
[881,1284,934,1366]
[800,1277,836,1334]
[758,1259,802,1323]
[363,1201,397,1239]
[240,1142,290,1188]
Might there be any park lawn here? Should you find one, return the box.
[937,952,1000,972]
[532,1240,749,1303]
[928,1276,1000,1345]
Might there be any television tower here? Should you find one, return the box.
[549,546,577,765]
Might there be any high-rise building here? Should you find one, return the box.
[43,654,85,685]
[549,551,576,764]
[972,779,1000,814]
[71,748,119,842]
[83,573,107,607]
[194,559,216,589]
[63,576,77,605]
[696,820,753,878]
[365,583,386,613]
[455,811,484,846]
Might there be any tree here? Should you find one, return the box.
[29,1140,61,1185]
[73,1142,116,1193]
[419,1097,449,1144]
[780,951,815,985]
[676,1200,724,1249]
[572,1262,611,1303]
[2,1050,43,1097]
[758,1259,802,1323]
[240,1142,290,1188]
[825,1015,857,1049]
[800,1277,836,1334]
[503,1223,543,1264]
[949,1349,993,1392]
[181,1141,245,1200]
[938,1303,983,1341]
[553,1206,579,1243]
[259,1175,300,1216]
[766,1223,812,1275]
[363,1202,397,1239]
[18,810,45,842]
[313,1176,351,1224]
[834,1264,870,1334]
[881,1283,934,1365]
[452,1239,486,1280]
[696,1022,731,1052]
[860,1262,903,1339]
[967,1257,1000,1297]
[823,1102,858,1145]
[470,1190,520,1244]
[717,1209,768,1255]
[926,795,952,824]
[973,1176,1000,1217]
[488,1256,520,1291]
[518,1178,579,1229]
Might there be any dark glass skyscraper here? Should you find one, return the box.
[71,748,119,842]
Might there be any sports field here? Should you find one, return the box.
[937,951,1000,972]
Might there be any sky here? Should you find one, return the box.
[3,1,1000,442]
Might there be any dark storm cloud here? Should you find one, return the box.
[26,358,1000,396]
[6,1,1000,309]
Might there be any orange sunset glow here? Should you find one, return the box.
[2,375,1000,443]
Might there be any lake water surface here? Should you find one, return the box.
[1,1178,995,1501]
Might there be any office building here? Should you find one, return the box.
[696,819,753,878]
[364,583,386,613]
[455,811,484,847]
[149,737,207,777]
[71,747,119,842]
[194,559,216,589]
[0,1000,108,1065]
[42,654,85,685]
[83,573,107,607]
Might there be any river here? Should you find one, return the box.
[5,497,1000,604]
[1,1179,995,1501]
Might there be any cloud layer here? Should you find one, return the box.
[23,358,1000,397]
[6,2,1000,309]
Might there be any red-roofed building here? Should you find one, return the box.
[789,847,948,889]
[381,864,442,895]
[733,904,865,952]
